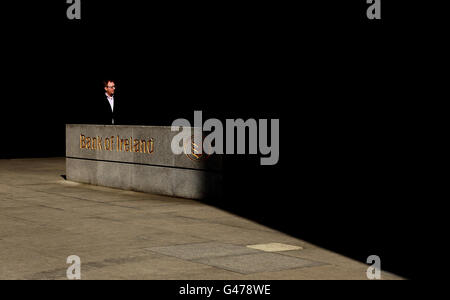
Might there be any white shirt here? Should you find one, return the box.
[105,93,114,112]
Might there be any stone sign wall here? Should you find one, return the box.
[66,124,222,199]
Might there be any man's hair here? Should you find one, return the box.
[103,80,115,88]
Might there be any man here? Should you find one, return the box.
[97,79,120,125]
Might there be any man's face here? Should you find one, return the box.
[105,81,116,97]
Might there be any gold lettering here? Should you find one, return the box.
[140,140,147,153]
[97,136,103,151]
[86,137,92,149]
[80,134,86,149]
[147,138,154,154]
[133,139,140,153]
[105,138,110,151]
[124,138,130,152]
[92,137,97,150]
[111,136,115,151]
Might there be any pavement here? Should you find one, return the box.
[0,158,403,280]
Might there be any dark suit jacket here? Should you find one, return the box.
[91,94,122,125]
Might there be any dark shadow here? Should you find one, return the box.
[61,175,67,180]
[199,152,418,280]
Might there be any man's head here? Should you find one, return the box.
[103,80,116,97]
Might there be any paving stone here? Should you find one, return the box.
[195,252,325,274]
[247,243,303,252]
[145,242,259,260]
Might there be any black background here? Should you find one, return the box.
[1,1,431,279]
